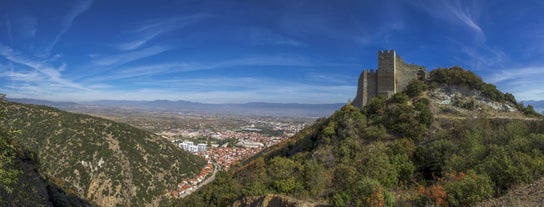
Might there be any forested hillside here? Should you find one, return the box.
[179,67,544,207]
[0,99,207,206]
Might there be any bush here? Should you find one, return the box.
[444,171,494,206]
[364,96,387,117]
[331,177,395,207]
[416,183,448,206]
[391,93,409,104]
[523,105,540,117]
[405,79,428,98]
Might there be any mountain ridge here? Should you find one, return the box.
[8,98,344,117]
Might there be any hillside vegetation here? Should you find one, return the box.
[0,99,207,206]
[179,67,544,207]
[1,113,90,206]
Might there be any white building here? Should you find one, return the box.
[179,142,188,150]
[179,140,207,153]
[197,143,207,152]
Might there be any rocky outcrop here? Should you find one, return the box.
[231,194,330,207]
[427,85,525,119]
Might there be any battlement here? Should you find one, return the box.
[353,50,426,108]
[378,49,396,56]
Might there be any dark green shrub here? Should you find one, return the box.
[405,79,428,98]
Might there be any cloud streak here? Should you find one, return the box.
[83,54,353,83]
[484,66,544,100]
[43,77,355,104]
[92,45,170,67]
[45,0,94,56]
[116,13,211,51]
[248,27,301,46]
[0,44,85,91]
[412,0,483,36]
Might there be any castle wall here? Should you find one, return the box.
[352,71,366,108]
[377,50,396,96]
[366,69,377,105]
[353,50,425,109]
[352,69,377,108]
[395,55,425,92]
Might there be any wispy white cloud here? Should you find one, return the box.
[32,77,356,104]
[83,54,350,83]
[446,1,482,34]
[81,62,202,82]
[1,70,40,82]
[116,13,211,51]
[248,27,301,46]
[411,0,483,36]
[306,72,353,85]
[484,66,544,101]
[1,71,355,104]
[45,0,94,56]
[219,55,314,67]
[116,30,163,51]
[0,44,85,91]
[458,43,509,70]
[91,45,170,67]
[413,1,509,71]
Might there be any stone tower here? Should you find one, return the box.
[353,50,426,109]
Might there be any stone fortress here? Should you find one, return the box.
[353,50,426,108]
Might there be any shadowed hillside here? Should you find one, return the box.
[0,99,207,206]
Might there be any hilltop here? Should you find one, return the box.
[0,99,207,206]
[179,67,543,207]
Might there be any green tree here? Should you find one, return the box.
[523,105,540,117]
[331,177,395,207]
[267,157,303,194]
[444,171,494,206]
[391,92,409,104]
[361,143,398,187]
[0,95,21,202]
[303,159,326,197]
[405,79,428,98]
[415,139,457,178]
[365,96,387,117]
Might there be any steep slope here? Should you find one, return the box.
[0,134,90,206]
[477,177,544,207]
[180,67,544,207]
[0,100,206,206]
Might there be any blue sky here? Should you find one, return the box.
[1,0,543,103]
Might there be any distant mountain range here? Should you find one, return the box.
[7,98,344,117]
